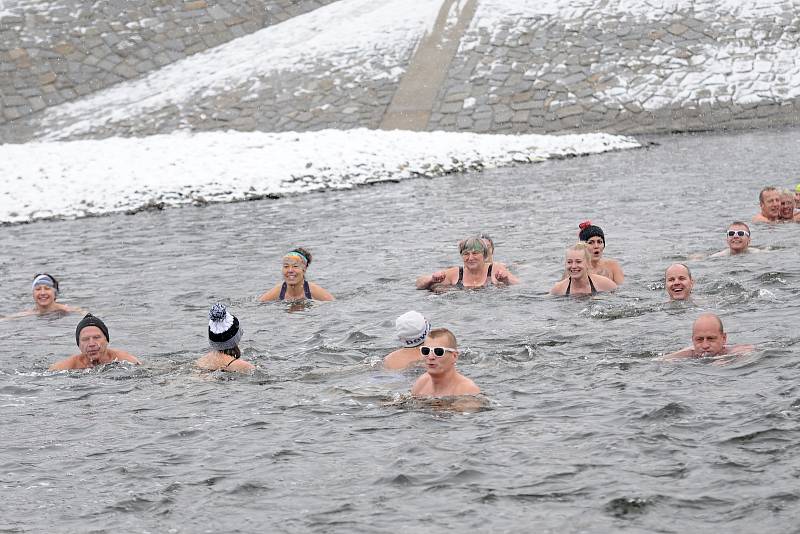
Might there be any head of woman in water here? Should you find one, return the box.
[32,273,59,309]
[477,233,495,262]
[578,221,605,260]
[459,237,489,268]
[282,248,312,285]
[564,242,592,280]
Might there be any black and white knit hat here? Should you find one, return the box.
[208,303,243,350]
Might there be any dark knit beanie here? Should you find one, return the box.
[578,220,605,243]
[75,313,109,345]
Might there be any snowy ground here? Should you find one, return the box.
[0,129,639,224]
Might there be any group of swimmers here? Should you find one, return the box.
[5,184,797,396]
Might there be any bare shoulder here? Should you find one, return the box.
[258,284,282,302]
[709,249,729,258]
[228,359,255,373]
[49,354,83,371]
[411,373,432,395]
[661,347,695,360]
[109,348,141,365]
[593,274,618,290]
[727,343,755,354]
[384,348,418,370]
[455,374,480,395]
[550,279,568,295]
[309,282,335,301]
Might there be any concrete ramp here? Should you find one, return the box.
[380,0,477,131]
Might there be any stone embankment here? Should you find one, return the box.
[1,0,800,142]
[0,0,336,125]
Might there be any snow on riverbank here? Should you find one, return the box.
[0,129,639,225]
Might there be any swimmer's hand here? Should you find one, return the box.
[431,271,446,283]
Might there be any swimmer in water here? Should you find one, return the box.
[195,303,255,374]
[477,233,509,272]
[663,313,754,360]
[550,242,617,296]
[3,274,84,319]
[415,236,518,291]
[49,314,141,370]
[384,310,431,370]
[752,186,782,223]
[577,221,624,284]
[778,188,800,222]
[665,262,694,301]
[710,222,761,257]
[259,247,334,302]
[410,327,480,397]
[795,183,800,212]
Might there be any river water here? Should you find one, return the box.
[1,127,799,533]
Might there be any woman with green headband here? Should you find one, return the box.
[258,247,335,302]
[416,236,518,291]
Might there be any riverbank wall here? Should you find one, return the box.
[1,0,799,142]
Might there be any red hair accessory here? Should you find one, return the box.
[578,220,592,235]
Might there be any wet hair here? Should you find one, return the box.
[285,247,312,268]
[567,242,592,261]
[759,186,778,203]
[220,346,241,359]
[428,327,457,348]
[459,237,488,259]
[665,262,692,280]
[32,272,59,293]
[578,221,605,244]
[728,221,750,233]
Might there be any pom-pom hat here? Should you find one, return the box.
[75,313,109,345]
[578,220,605,243]
[208,303,243,350]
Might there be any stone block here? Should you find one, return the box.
[184,1,208,11]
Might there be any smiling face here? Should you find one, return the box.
[665,264,693,301]
[78,326,109,362]
[32,284,56,308]
[565,248,589,280]
[780,193,795,219]
[692,315,727,356]
[726,223,751,254]
[585,236,605,260]
[282,257,306,286]
[760,189,781,220]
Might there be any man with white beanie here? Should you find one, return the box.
[384,310,431,370]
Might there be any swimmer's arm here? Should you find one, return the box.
[726,343,755,355]
[493,265,519,285]
[609,260,625,284]
[258,284,282,302]
[109,349,141,365]
[49,355,81,371]
[708,250,728,258]
[449,396,485,413]
[416,270,450,290]
[0,311,34,321]
[661,347,695,360]
[309,283,335,301]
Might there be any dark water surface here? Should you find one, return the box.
[1,128,799,533]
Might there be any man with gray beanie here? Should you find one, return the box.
[49,313,140,370]
[384,310,431,370]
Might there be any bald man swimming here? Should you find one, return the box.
[663,313,754,360]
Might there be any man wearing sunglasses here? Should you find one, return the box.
[710,222,760,257]
[411,328,480,397]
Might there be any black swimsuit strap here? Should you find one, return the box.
[279,282,287,300]
[486,263,493,286]
[303,280,312,299]
[456,267,464,288]
[565,277,572,296]
[588,275,598,295]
